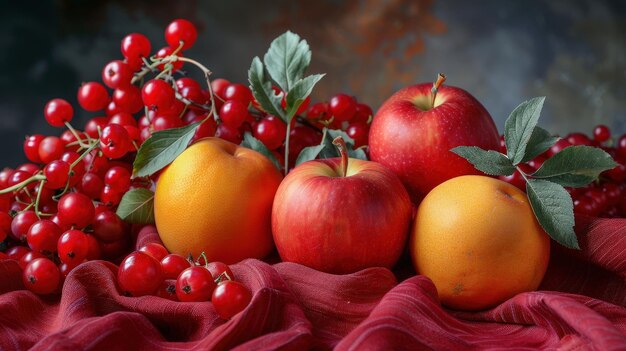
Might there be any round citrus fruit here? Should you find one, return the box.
[154,137,282,264]
[410,175,550,310]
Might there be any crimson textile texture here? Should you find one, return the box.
[0,217,625,350]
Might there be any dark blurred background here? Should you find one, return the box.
[0,0,624,167]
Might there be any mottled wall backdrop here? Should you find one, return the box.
[0,0,624,166]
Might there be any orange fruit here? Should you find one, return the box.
[410,175,550,311]
[154,137,282,264]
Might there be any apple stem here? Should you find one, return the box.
[332,136,349,177]
[430,73,446,108]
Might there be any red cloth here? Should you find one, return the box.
[0,217,625,350]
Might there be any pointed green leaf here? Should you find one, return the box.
[521,126,559,163]
[526,179,579,249]
[348,148,367,160]
[248,57,286,121]
[241,132,282,171]
[532,145,617,187]
[295,144,325,166]
[504,97,546,165]
[284,74,325,121]
[451,146,515,176]
[263,31,311,91]
[116,188,155,225]
[132,122,199,178]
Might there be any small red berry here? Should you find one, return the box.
[27,220,62,253]
[212,280,252,319]
[79,173,104,200]
[100,124,132,159]
[92,210,127,243]
[44,98,74,127]
[329,94,357,122]
[346,122,369,147]
[57,229,89,265]
[44,160,71,189]
[24,135,45,163]
[102,60,133,89]
[77,82,110,111]
[220,101,249,128]
[176,266,216,302]
[118,251,163,296]
[211,78,230,100]
[593,125,611,143]
[57,193,95,229]
[113,85,143,114]
[253,115,286,150]
[23,258,60,295]
[165,19,198,50]
[138,243,169,262]
[11,210,39,242]
[223,84,253,106]
[121,33,151,62]
[160,254,192,280]
[38,136,65,164]
[142,79,175,110]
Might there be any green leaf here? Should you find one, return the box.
[532,145,617,187]
[132,122,199,178]
[284,74,325,121]
[504,97,546,165]
[526,179,579,249]
[116,188,155,225]
[295,145,325,166]
[348,148,367,160]
[521,127,559,163]
[241,132,282,171]
[450,146,515,176]
[263,31,311,91]
[248,57,286,121]
[315,129,367,160]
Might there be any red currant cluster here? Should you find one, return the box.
[118,244,252,319]
[498,125,626,217]
[0,19,206,296]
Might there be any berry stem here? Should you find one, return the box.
[0,174,46,195]
[332,136,349,177]
[215,271,233,284]
[175,57,220,123]
[131,42,185,85]
[65,122,91,149]
[196,252,209,267]
[71,142,99,169]
[284,121,292,176]
[34,179,45,219]
[430,73,446,109]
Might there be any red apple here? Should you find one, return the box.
[369,75,500,203]
[272,137,412,274]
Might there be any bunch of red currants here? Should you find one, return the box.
[498,125,626,218]
[118,244,252,319]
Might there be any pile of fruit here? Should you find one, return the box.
[0,19,376,318]
[0,18,622,318]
